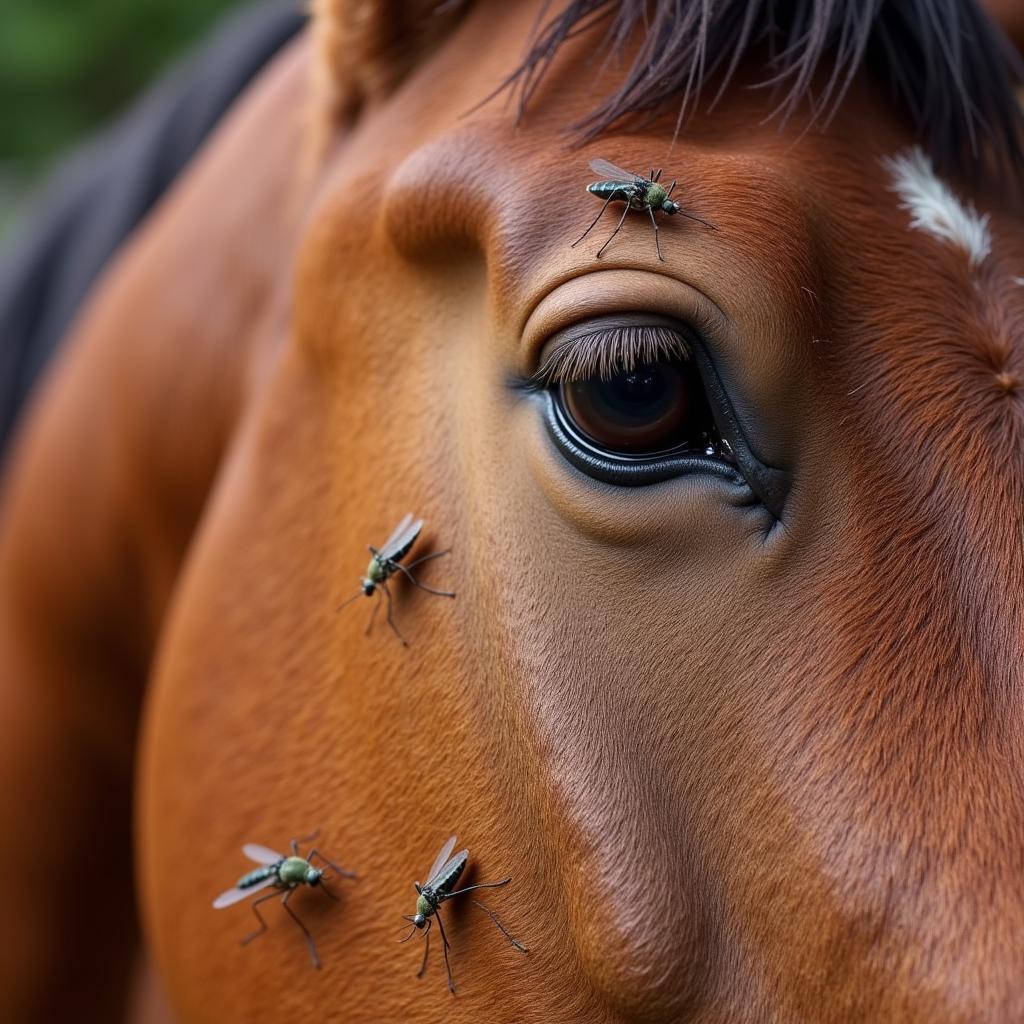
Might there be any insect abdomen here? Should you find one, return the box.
[389,535,417,563]
[587,181,635,202]
[238,865,279,889]
[432,855,467,896]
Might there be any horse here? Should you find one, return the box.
[2,0,1024,1020]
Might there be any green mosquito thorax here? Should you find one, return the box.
[213,831,356,969]
[336,512,456,645]
[400,836,527,994]
[647,182,670,208]
[278,856,320,886]
[413,888,435,924]
[574,157,715,261]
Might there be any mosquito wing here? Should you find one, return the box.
[242,843,284,866]
[381,513,413,551]
[589,158,643,183]
[425,835,458,885]
[213,875,277,909]
[431,849,469,897]
[379,515,423,563]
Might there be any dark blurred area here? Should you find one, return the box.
[0,0,304,455]
[0,0,248,235]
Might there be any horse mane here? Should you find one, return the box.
[500,0,1024,185]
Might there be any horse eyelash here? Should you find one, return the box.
[524,325,692,389]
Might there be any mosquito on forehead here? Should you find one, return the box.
[572,158,716,261]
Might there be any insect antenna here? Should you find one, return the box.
[677,209,717,230]
[398,918,419,943]
[336,590,364,613]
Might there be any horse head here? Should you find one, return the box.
[2,0,1023,1021]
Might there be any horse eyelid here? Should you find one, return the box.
[523,323,694,390]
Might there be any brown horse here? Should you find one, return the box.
[3,0,1024,1020]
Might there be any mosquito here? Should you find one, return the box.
[336,513,455,645]
[400,835,527,993]
[213,830,355,969]
[572,158,716,261]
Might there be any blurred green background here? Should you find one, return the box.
[0,0,246,236]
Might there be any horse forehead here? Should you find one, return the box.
[378,120,1024,363]
[379,122,824,284]
[382,124,812,198]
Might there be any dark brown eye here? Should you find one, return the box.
[558,356,720,457]
[561,361,689,453]
[526,316,737,479]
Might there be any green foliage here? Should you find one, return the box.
[0,0,246,171]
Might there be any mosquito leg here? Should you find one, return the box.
[647,206,663,261]
[443,878,513,896]
[407,576,456,598]
[394,562,456,598]
[404,549,451,570]
[364,592,382,636]
[381,583,408,645]
[667,178,677,197]
[571,193,615,248]
[307,848,357,879]
[319,882,340,902]
[595,202,632,258]
[240,889,282,946]
[281,888,320,969]
[471,900,528,952]
[291,830,321,855]
[416,919,432,978]
[434,911,456,993]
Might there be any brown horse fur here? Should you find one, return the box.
[2,1,1024,1021]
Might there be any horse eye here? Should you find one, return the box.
[525,316,747,488]
[560,360,694,455]
[553,355,727,463]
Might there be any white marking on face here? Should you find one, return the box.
[883,147,991,268]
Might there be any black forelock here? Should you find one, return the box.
[496,0,1024,186]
